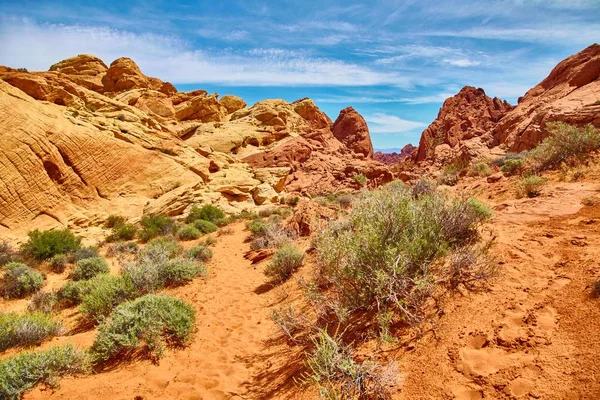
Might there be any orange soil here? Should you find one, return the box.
[3,173,599,400]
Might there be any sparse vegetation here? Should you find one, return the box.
[176,224,202,241]
[138,214,174,242]
[0,312,62,352]
[270,305,305,341]
[90,294,195,363]
[1,263,44,299]
[21,229,81,260]
[353,173,367,187]
[79,275,137,322]
[71,246,99,262]
[468,162,493,177]
[264,244,305,283]
[105,215,126,229]
[410,178,436,198]
[28,291,58,313]
[438,166,460,186]
[70,257,109,281]
[187,245,213,262]
[0,241,16,267]
[0,345,89,400]
[50,254,68,273]
[516,175,547,198]
[192,219,218,234]
[106,241,139,257]
[106,223,137,242]
[528,122,600,171]
[247,218,296,250]
[186,204,225,224]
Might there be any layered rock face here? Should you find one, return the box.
[495,43,600,151]
[332,106,374,158]
[0,54,391,232]
[414,86,513,163]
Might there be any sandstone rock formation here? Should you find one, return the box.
[495,43,600,151]
[49,54,108,92]
[102,57,177,95]
[414,86,513,163]
[374,144,417,164]
[332,106,374,158]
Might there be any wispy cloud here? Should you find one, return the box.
[316,91,457,105]
[365,113,427,134]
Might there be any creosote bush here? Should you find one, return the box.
[70,257,109,281]
[79,275,137,322]
[185,204,225,224]
[105,215,126,229]
[528,122,600,171]
[1,263,44,299]
[176,224,201,241]
[516,175,547,198]
[264,244,305,283]
[315,183,493,325]
[106,223,137,242]
[21,229,81,260]
[90,294,195,363]
[0,312,62,351]
[106,241,139,257]
[138,214,174,242]
[187,245,213,262]
[0,345,90,400]
[193,219,218,234]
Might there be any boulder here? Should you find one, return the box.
[332,106,374,158]
[220,95,246,114]
[49,54,108,91]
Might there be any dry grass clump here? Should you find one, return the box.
[263,244,305,283]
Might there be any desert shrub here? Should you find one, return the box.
[70,257,109,281]
[259,208,274,218]
[28,292,58,313]
[138,214,174,242]
[105,215,126,229]
[204,236,218,246]
[247,219,296,250]
[0,241,16,267]
[528,122,600,171]
[21,229,81,260]
[438,169,459,186]
[79,275,136,322]
[106,241,139,257]
[303,329,398,399]
[106,223,137,242]
[50,254,68,273]
[286,196,300,207]
[500,159,523,175]
[337,195,354,208]
[145,236,181,258]
[264,244,305,283]
[193,220,218,234]
[353,173,367,187]
[1,263,44,299]
[57,280,91,305]
[187,245,213,262]
[71,246,99,262]
[160,259,206,287]
[185,204,225,224]
[176,224,201,241]
[315,184,491,324]
[90,294,195,363]
[270,305,305,340]
[468,162,492,177]
[410,178,436,198]
[0,312,62,351]
[516,175,547,198]
[0,345,89,399]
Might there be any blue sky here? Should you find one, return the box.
[0,1,598,149]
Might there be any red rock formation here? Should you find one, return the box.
[332,106,374,158]
[102,57,177,95]
[415,87,513,162]
[374,144,417,164]
[49,54,107,91]
[495,43,600,151]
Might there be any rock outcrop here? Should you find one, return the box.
[495,43,600,151]
[101,57,177,95]
[414,86,513,163]
[49,54,108,92]
[332,106,374,158]
[374,144,417,164]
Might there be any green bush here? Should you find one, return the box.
[71,246,99,262]
[160,259,205,287]
[90,294,195,362]
[187,245,213,262]
[138,214,174,242]
[28,291,58,313]
[0,312,62,351]
[21,229,81,260]
[410,179,436,198]
[264,244,305,283]
[516,175,547,198]
[145,236,181,258]
[501,158,523,175]
[353,173,367,187]
[193,220,218,234]
[247,219,295,250]
[50,254,68,273]
[204,236,217,246]
[79,275,136,323]
[0,345,89,400]
[105,215,126,229]
[528,122,600,171]
[70,257,109,281]
[106,223,137,242]
[185,204,225,224]
[468,162,492,177]
[57,279,93,306]
[1,263,44,299]
[315,184,492,324]
[176,225,201,241]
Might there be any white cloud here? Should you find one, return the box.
[365,113,427,134]
[0,17,412,87]
[316,91,456,105]
[373,45,485,68]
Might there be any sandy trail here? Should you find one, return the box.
[26,222,282,400]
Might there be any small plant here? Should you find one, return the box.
[28,291,58,313]
[337,195,353,208]
[438,169,459,186]
[79,275,137,322]
[468,162,492,177]
[501,158,523,175]
[106,241,139,257]
[286,196,300,207]
[105,215,126,229]
[160,259,206,287]
[0,312,62,351]
[264,244,305,283]
[0,240,16,266]
[410,179,436,198]
[70,257,109,281]
[187,245,213,262]
[106,223,137,242]
[193,220,218,234]
[145,236,182,258]
[516,175,547,198]
[0,345,90,399]
[50,254,68,273]
[70,246,99,262]
[90,294,195,363]
[138,214,174,242]
[185,204,225,224]
[21,229,81,260]
[176,225,201,241]
[247,219,296,250]
[1,263,44,299]
[270,305,305,341]
[204,236,217,246]
[353,173,367,187]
